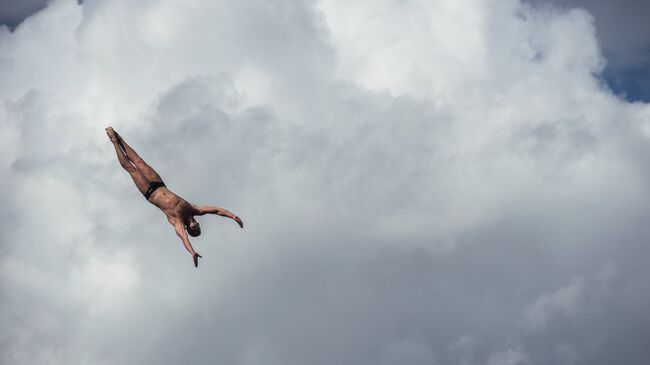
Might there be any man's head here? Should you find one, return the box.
[186,218,201,237]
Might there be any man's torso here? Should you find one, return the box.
[148,187,192,222]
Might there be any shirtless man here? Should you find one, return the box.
[106,127,243,268]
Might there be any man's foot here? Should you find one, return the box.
[193,253,202,268]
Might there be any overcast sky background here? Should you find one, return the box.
[1,1,650,364]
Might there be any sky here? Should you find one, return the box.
[1,1,650,365]
[525,0,650,102]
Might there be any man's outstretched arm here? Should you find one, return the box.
[193,205,244,228]
[173,221,201,267]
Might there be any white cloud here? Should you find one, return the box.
[1,0,650,364]
[527,0,650,68]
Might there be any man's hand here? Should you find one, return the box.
[193,253,202,268]
[234,215,244,228]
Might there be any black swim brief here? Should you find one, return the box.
[144,181,166,200]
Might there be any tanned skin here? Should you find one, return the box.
[106,127,243,268]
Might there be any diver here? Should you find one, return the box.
[106,127,243,267]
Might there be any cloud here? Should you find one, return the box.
[1,0,650,364]
[526,0,650,68]
[523,277,584,332]
[525,0,650,101]
[488,349,529,365]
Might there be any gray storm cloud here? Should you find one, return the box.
[1,0,650,364]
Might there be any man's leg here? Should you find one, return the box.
[114,131,163,182]
[108,129,150,195]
